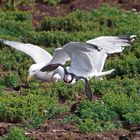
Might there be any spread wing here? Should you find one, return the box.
[40,35,136,78]
[0,39,52,64]
[63,42,107,77]
[49,48,70,65]
[86,35,136,54]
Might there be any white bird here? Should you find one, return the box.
[0,39,69,82]
[0,35,136,100]
[41,35,136,100]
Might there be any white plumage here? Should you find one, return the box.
[40,35,136,100]
[0,35,136,85]
[41,35,136,84]
[0,39,69,82]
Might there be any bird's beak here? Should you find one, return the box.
[27,75,33,82]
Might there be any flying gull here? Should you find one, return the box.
[41,35,136,100]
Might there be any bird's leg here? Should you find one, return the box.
[76,76,93,101]
[84,79,93,101]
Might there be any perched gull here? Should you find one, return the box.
[41,35,136,100]
[0,39,69,82]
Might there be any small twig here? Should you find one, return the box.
[52,129,66,133]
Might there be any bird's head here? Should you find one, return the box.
[63,73,74,84]
[27,64,39,82]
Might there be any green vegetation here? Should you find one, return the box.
[0,92,64,128]
[0,0,73,10]
[1,72,20,87]
[0,4,140,138]
[62,100,122,132]
[39,0,61,6]
[1,127,31,140]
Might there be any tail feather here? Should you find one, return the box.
[95,69,115,78]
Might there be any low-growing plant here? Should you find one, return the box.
[0,11,32,22]
[0,4,140,134]
[60,100,122,132]
[0,85,5,93]
[44,80,84,100]
[59,114,80,124]
[78,119,102,132]
[102,92,140,125]
[102,93,135,115]
[78,100,118,121]
[124,109,140,124]
[1,72,20,87]
[89,76,140,97]
[0,93,64,128]
[42,0,60,5]
[1,127,31,140]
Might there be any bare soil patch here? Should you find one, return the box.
[18,0,140,27]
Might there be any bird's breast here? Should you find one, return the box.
[36,71,55,82]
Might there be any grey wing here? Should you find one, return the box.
[86,35,136,54]
[90,50,107,72]
[0,39,52,64]
[63,42,107,77]
[48,48,70,65]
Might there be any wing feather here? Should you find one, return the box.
[0,39,52,64]
[49,48,70,65]
[63,42,107,77]
[86,35,136,54]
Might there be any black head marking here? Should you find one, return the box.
[63,73,75,83]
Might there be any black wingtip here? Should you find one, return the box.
[40,64,62,72]
[118,35,136,42]
[40,66,48,72]
[130,35,137,42]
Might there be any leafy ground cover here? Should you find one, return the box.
[0,3,140,140]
